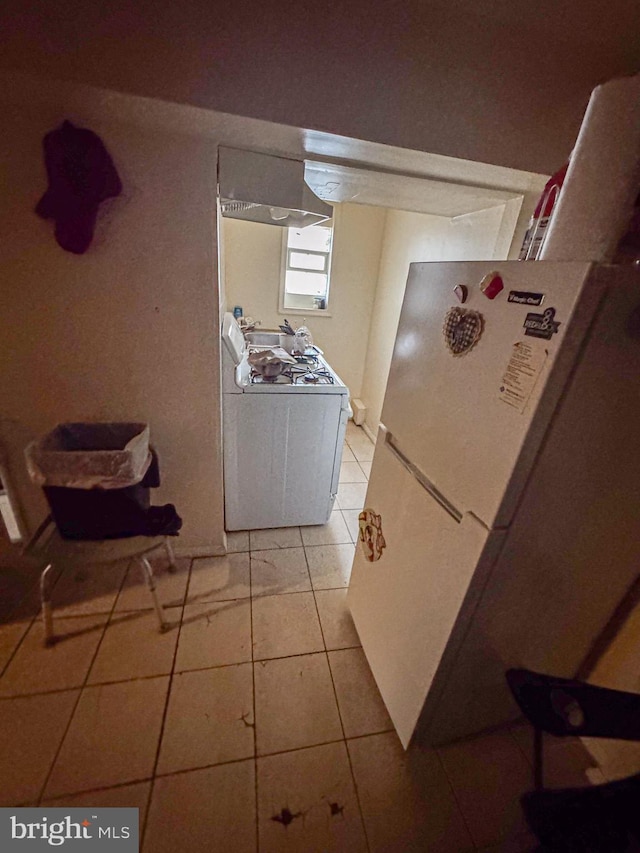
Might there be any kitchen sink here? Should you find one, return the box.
[244,330,295,353]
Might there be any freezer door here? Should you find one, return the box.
[347,434,502,748]
[381,261,601,528]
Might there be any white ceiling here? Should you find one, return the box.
[304,161,523,218]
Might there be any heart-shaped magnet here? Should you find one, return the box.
[443,307,484,356]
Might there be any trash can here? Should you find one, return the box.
[25,423,181,539]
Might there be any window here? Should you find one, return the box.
[280,222,333,313]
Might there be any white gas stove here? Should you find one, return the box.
[221,313,350,530]
[222,315,348,396]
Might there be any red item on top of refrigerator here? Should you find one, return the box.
[519,163,569,260]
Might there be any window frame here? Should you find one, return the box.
[278,219,334,316]
[287,247,329,274]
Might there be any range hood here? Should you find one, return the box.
[218,147,333,228]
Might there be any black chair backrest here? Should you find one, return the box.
[507,668,640,741]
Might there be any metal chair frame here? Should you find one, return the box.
[24,514,177,645]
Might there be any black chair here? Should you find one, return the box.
[506,668,640,851]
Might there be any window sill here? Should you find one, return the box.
[278,307,333,318]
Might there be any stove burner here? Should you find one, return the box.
[296,366,334,384]
[250,372,292,384]
[249,361,336,386]
[295,354,319,367]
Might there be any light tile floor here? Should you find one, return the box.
[0,425,614,851]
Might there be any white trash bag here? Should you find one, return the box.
[25,422,151,490]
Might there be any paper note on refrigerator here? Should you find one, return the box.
[499,341,548,413]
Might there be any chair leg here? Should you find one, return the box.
[140,556,169,632]
[533,726,544,790]
[40,562,55,646]
[164,538,177,574]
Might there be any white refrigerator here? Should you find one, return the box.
[347,259,640,748]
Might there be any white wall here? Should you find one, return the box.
[222,219,282,319]
[222,204,386,397]
[0,72,545,556]
[360,205,513,434]
[0,90,223,555]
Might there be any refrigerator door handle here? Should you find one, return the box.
[385,432,463,523]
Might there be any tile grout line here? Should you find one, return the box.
[0,668,184,699]
[250,543,307,552]
[0,614,37,680]
[355,460,371,480]
[248,543,259,853]
[250,587,329,601]
[506,722,536,770]
[253,640,360,665]
[39,729,399,808]
[0,639,365,703]
[38,732,401,803]
[434,746,483,851]
[39,745,279,805]
[166,582,354,602]
[0,558,76,679]
[174,733,390,766]
[141,555,192,851]
[40,775,154,804]
[3,581,39,627]
[35,556,133,805]
[302,541,372,853]
[340,508,356,544]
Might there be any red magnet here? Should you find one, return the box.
[453,284,468,303]
[480,271,504,300]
